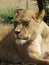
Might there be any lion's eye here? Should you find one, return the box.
[22,21,29,27]
[14,21,18,27]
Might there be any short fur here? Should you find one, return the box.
[14,9,49,65]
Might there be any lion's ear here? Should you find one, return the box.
[14,10,18,18]
[36,9,45,20]
[14,9,25,17]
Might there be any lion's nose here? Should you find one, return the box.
[15,30,21,35]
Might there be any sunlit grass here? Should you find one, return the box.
[0,6,18,24]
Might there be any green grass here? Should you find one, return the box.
[0,2,49,25]
[0,6,19,24]
[43,0,49,25]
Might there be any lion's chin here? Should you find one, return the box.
[15,39,28,45]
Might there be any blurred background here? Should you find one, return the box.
[0,0,49,25]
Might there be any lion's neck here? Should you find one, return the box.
[37,21,44,34]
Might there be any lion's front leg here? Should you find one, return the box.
[28,42,49,65]
[29,53,49,65]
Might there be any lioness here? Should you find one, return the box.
[14,9,49,65]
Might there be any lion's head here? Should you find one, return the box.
[14,9,45,44]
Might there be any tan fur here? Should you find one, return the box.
[14,9,49,65]
[0,23,21,62]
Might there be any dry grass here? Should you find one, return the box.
[0,0,38,11]
[0,23,14,41]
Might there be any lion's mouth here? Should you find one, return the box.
[15,36,28,44]
[14,33,28,40]
[17,36,28,40]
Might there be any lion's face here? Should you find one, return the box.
[14,9,45,44]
